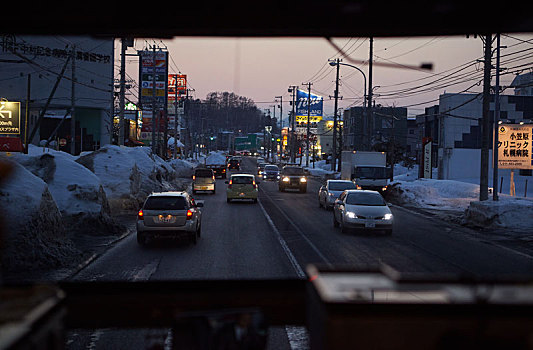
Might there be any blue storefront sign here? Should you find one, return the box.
[296,89,323,117]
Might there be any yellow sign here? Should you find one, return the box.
[497,124,533,169]
[295,115,322,123]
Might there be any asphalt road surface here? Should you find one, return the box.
[66,156,533,350]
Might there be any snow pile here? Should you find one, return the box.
[304,160,339,179]
[390,178,479,210]
[76,145,141,213]
[14,151,110,217]
[0,159,78,271]
[464,197,533,231]
[168,158,195,178]
[206,151,226,165]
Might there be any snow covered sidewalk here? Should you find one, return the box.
[389,165,533,232]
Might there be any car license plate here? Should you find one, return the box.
[158,215,174,223]
[365,221,375,228]
[201,186,208,190]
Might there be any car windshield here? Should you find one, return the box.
[329,182,357,191]
[346,192,386,206]
[144,196,188,210]
[195,169,213,177]
[232,176,254,184]
[3,29,533,349]
[282,167,305,175]
[355,167,389,179]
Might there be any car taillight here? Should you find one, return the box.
[137,209,144,220]
[228,179,232,189]
[253,181,257,189]
[186,209,194,220]
[192,175,195,180]
[212,175,215,180]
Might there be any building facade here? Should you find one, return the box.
[0,35,114,153]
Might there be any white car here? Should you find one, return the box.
[318,180,357,210]
[333,190,393,235]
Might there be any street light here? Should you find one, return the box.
[329,60,368,164]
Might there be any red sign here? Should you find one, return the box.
[0,137,24,152]
[168,74,187,102]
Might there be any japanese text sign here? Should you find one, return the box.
[497,124,533,169]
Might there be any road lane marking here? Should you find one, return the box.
[257,198,306,278]
[259,189,333,268]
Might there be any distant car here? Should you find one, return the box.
[226,174,259,203]
[257,157,265,163]
[136,192,203,245]
[227,158,240,171]
[257,162,267,175]
[193,168,216,194]
[279,166,307,193]
[263,164,280,181]
[318,180,357,210]
[206,164,227,179]
[333,190,393,235]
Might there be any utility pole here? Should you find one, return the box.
[118,38,126,146]
[331,58,341,171]
[173,74,178,159]
[70,45,76,155]
[366,37,374,151]
[23,74,30,154]
[480,34,492,201]
[151,46,157,155]
[303,82,313,167]
[275,96,283,157]
[288,86,298,163]
[493,33,501,201]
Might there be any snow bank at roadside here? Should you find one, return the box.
[464,197,533,231]
[304,160,339,179]
[391,178,479,210]
[390,174,533,231]
[0,159,79,271]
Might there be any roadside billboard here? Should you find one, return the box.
[497,124,533,169]
[139,50,168,108]
[296,89,323,118]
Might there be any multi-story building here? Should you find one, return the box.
[0,35,114,153]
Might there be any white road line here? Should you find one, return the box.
[257,198,306,278]
[259,189,333,268]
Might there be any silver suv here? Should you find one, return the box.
[137,192,203,245]
[193,168,216,194]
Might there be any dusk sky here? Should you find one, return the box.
[121,34,533,120]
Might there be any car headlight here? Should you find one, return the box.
[282,177,290,182]
[384,213,393,220]
[346,211,358,219]
[300,177,307,182]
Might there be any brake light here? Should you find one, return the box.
[228,179,232,189]
[212,175,215,180]
[253,181,257,189]
[186,209,193,220]
[193,175,196,180]
[137,209,144,220]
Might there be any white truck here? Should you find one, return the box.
[341,151,391,192]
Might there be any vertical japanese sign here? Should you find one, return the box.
[0,101,20,134]
[167,74,187,118]
[138,50,168,108]
[422,137,432,178]
[497,124,533,169]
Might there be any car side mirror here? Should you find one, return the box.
[195,201,204,208]
[335,199,343,206]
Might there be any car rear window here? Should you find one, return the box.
[329,181,357,191]
[265,165,278,171]
[144,196,188,210]
[346,192,386,206]
[195,169,214,177]
[282,167,304,175]
[232,176,254,184]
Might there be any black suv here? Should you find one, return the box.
[278,166,307,193]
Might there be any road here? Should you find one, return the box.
[67,156,533,349]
